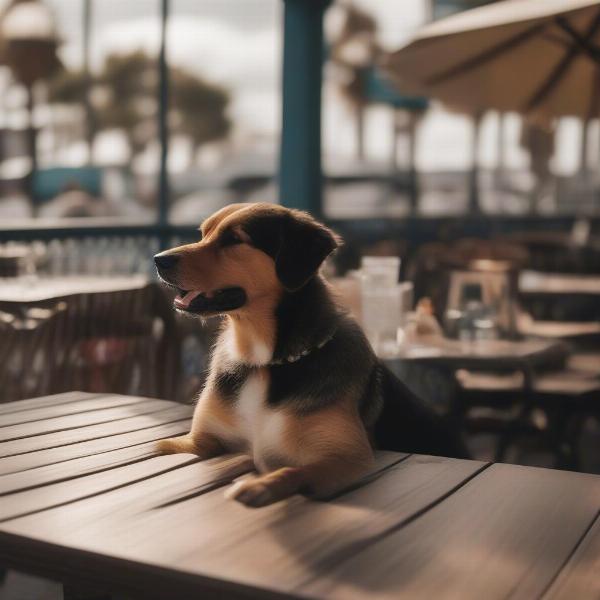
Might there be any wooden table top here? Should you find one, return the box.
[520,270,600,295]
[1,392,599,600]
[390,335,566,371]
[520,320,600,339]
[0,275,150,303]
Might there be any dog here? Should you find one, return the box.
[154,203,468,507]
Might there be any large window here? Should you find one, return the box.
[0,0,281,226]
[168,0,281,225]
[0,0,163,222]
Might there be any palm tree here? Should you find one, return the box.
[0,0,62,194]
[48,51,231,161]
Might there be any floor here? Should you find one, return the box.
[0,571,61,600]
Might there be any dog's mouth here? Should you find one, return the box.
[173,287,247,313]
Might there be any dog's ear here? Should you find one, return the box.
[275,212,341,291]
[244,210,341,291]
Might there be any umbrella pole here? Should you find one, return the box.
[408,110,420,214]
[25,83,38,218]
[495,112,506,187]
[468,112,482,213]
[580,119,589,179]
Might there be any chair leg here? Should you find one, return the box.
[553,413,584,471]
[62,583,114,600]
[494,430,515,463]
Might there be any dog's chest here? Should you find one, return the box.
[220,369,286,471]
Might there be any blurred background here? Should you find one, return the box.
[1,0,600,474]
[2,0,598,225]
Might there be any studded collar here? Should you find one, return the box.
[269,329,336,366]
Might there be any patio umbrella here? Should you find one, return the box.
[384,0,600,121]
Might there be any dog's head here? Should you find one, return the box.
[154,203,341,315]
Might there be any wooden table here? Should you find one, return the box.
[389,335,566,374]
[520,320,600,339]
[0,275,150,303]
[520,270,600,296]
[1,392,600,600]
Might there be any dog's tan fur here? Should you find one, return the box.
[157,204,374,507]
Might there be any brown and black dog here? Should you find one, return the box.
[154,203,467,507]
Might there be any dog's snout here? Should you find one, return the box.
[154,254,179,271]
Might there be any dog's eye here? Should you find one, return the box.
[220,230,243,247]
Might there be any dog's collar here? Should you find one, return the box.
[269,330,336,366]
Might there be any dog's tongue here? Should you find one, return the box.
[174,290,204,309]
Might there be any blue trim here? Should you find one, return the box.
[158,0,170,248]
[365,67,429,110]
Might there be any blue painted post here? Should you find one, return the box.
[279,0,330,217]
[158,0,170,248]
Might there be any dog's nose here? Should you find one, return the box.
[154,254,179,271]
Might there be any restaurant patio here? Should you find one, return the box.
[1,1,600,599]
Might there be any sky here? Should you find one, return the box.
[0,0,586,174]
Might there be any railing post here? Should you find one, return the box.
[279,0,330,217]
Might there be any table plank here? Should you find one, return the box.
[0,391,97,415]
[0,454,485,599]
[0,394,156,429]
[0,404,191,458]
[0,437,180,495]
[2,453,256,527]
[303,463,600,600]
[0,398,176,442]
[544,513,600,600]
[0,409,191,475]
[0,454,202,522]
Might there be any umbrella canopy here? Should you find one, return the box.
[385,0,600,120]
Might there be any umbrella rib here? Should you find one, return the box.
[525,8,600,113]
[424,22,547,87]
[555,15,600,66]
[542,32,573,51]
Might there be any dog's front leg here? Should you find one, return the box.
[156,432,223,457]
[156,388,231,458]
[225,450,373,507]
[226,408,374,507]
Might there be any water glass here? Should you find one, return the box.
[360,256,402,357]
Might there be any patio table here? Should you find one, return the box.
[0,275,150,303]
[519,270,600,296]
[388,336,566,378]
[1,392,599,600]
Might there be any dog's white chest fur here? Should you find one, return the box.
[231,372,286,472]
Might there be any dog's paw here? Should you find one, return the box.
[155,435,197,455]
[225,467,304,508]
[225,477,274,508]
